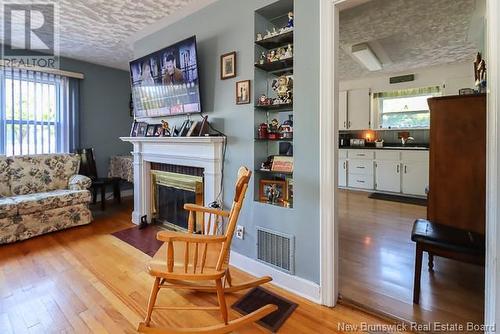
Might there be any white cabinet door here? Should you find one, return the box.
[402,161,429,196]
[339,91,348,130]
[347,88,370,130]
[375,161,401,193]
[338,159,347,187]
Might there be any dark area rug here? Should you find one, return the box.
[369,192,427,206]
[232,287,297,333]
[112,224,163,257]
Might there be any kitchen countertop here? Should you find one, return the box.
[340,145,429,151]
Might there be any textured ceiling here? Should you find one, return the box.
[339,0,483,80]
[1,0,199,70]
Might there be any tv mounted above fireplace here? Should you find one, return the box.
[129,36,202,118]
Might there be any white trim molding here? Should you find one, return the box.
[230,251,321,303]
[485,0,499,330]
[319,0,338,307]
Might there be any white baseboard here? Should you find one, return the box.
[229,251,321,304]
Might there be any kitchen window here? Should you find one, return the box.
[374,86,441,129]
[0,67,80,156]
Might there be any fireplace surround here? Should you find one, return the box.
[120,136,225,226]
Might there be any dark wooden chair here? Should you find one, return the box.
[76,148,121,210]
[411,219,485,304]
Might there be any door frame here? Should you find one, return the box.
[318,0,500,329]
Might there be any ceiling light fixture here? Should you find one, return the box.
[351,43,382,71]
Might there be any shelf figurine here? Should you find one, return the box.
[287,12,294,29]
[259,51,266,65]
[272,27,278,36]
[264,30,272,39]
[284,44,293,58]
[256,33,263,41]
[272,75,293,104]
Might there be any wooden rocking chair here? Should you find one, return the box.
[138,167,276,334]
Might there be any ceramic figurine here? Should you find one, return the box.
[284,44,293,58]
[287,12,294,29]
[269,118,280,133]
[256,33,263,41]
[259,94,268,105]
[268,50,277,62]
[272,27,278,36]
[264,30,272,39]
[272,75,293,104]
[259,52,266,65]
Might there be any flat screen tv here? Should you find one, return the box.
[129,36,201,118]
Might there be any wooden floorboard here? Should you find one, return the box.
[339,189,484,328]
[0,199,400,333]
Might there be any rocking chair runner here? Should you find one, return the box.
[138,167,277,334]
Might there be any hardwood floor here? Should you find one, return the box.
[339,190,484,328]
[0,199,398,333]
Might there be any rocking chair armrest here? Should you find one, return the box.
[183,203,230,217]
[156,230,227,244]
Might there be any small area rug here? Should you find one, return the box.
[232,286,297,333]
[112,224,163,257]
[369,192,427,206]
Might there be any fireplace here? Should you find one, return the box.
[120,136,225,227]
[151,165,204,231]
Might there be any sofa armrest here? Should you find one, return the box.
[68,174,92,191]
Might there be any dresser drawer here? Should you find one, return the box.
[348,159,374,175]
[348,150,375,160]
[348,174,374,190]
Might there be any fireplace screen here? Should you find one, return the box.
[151,170,204,231]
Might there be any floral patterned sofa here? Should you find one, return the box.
[0,154,93,244]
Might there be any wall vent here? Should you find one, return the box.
[256,227,295,274]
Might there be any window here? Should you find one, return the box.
[374,86,441,129]
[0,68,78,156]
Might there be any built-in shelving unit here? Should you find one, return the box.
[254,0,294,209]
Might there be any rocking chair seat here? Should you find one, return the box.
[148,260,226,281]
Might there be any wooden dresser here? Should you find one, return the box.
[427,94,486,235]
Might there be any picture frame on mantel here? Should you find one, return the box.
[220,51,237,80]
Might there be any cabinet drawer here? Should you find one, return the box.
[375,150,400,161]
[339,149,348,159]
[347,150,375,160]
[349,159,374,175]
[348,174,374,189]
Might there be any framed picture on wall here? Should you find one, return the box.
[220,51,237,80]
[259,179,286,205]
[236,80,251,105]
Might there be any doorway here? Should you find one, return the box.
[319,0,498,329]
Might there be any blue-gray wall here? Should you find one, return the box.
[133,0,320,283]
[60,58,132,177]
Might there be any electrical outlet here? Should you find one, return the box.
[235,225,244,240]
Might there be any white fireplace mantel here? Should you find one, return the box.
[120,136,225,225]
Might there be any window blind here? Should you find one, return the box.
[0,67,79,156]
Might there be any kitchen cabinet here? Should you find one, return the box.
[338,89,370,130]
[339,159,347,187]
[339,148,429,197]
[347,88,371,130]
[339,91,348,130]
[375,161,401,193]
[401,151,429,196]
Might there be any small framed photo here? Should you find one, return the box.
[259,179,286,205]
[130,121,139,137]
[136,122,148,137]
[220,51,237,80]
[236,80,251,105]
[154,124,164,137]
[145,124,156,137]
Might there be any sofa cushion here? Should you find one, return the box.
[0,156,10,197]
[9,154,80,195]
[12,189,91,215]
[0,198,17,218]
